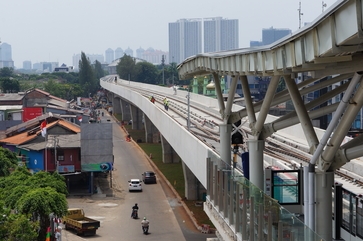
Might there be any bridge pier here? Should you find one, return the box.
[315,171,334,241]
[160,135,179,163]
[144,114,159,143]
[112,96,121,115]
[247,139,265,190]
[120,99,131,122]
[182,161,206,200]
[130,104,143,130]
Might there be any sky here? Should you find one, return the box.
[1,0,338,69]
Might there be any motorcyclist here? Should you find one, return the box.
[141,217,149,234]
[131,203,139,218]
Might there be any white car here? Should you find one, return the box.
[128,179,142,192]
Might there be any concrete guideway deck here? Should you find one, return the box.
[176,1,363,240]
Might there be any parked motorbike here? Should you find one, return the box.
[131,209,138,219]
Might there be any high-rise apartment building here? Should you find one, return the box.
[115,48,124,59]
[72,53,104,70]
[136,47,145,59]
[169,18,202,64]
[204,17,239,53]
[124,47,133,57]
[250,27,292,47]
[23,61,32,70]
[0,43,14,68]
[105,48,114,64]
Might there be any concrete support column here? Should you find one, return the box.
[219,123,232,166]
[182,161,205,200]
[144,114,159,143]
[120,99,131,122]
[160,134,179,163]
[247,139,265,190]
[113,97,121,115]
[130,104,143,130]
[315,171,334,241]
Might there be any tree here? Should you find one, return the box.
[0,169,68,241]
[134,62,158,84]
[17,187,68,241]
[0,67,13,78]
[94,60,105,81]
[0,78,20,93]
[0,200,39,241]
[0,147,18,177]
[116,54,136,80]
[78,52,97,96]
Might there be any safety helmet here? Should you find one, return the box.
[143,217,146,220]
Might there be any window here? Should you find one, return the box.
[272,170,300,204]
[342,190,351,231]
[357,197,363,238]
[57,150,64,161]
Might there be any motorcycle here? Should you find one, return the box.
[142,225,149,234]
[131,209,138,219]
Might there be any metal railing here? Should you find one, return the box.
[206,158,324,241]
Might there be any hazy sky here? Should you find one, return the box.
[1,0,337,68]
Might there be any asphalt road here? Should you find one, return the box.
[62,110,216,241]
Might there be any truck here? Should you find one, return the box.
[63,208,100,236]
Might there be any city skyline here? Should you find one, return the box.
[1,0,337,68]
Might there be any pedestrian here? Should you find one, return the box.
[165,100,169,111]
[54,227,61,241]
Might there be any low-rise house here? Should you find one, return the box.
[0,116,80,174]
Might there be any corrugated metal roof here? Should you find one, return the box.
[19,133,80,151]
[0,105,22,110]
[32,88,67,103]
[0,93,25,101]
[1,119,80,145]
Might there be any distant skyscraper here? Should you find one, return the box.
[141,48,168,65]
[115,48,124,59]
[169,18,202,64]
[262,27,291,45]
[124,47,133,57]
[72,53,104,70]
[0,43,14,68]
[250,27,292,47]
[105,48,114,64]
[204,17,239,53]
[136,47,145,59]
[23,61,32,70]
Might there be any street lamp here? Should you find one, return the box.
[172,56,174,86]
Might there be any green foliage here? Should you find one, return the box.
[78,52,98,96]
[0,169,68,240]
[4,213,39,241]
[0,201,39,241]
[94,60,105,81]
[0,67,14,77]
[0,147,18,177]
[134,62,158,84]
[116,54,135,80]
[0,78,20,93]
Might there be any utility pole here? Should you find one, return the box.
[186,90,191,130]
[54,136,59,173]
[298,1,303,29]
[162,55,165,85]
[172,56,174,86]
